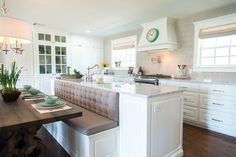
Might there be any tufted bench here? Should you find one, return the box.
[54,79,119,135]
[44,79,119,157]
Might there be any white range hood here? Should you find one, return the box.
[137,17,178,52]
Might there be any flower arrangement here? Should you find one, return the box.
[0,62,22,102]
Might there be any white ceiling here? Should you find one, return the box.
[2,0,236,37]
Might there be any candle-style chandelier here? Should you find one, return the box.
[0,0,32,54]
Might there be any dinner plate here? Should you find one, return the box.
[35,101,66,110]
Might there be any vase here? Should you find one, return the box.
[1,90,21,102]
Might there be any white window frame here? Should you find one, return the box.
[193,13,236,72]
[111,35,137,69]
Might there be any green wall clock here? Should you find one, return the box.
[146,28,159,43]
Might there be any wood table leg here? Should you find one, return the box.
[0,125,47,157]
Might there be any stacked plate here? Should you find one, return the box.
[35,101,66,110]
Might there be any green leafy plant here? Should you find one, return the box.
[73,69,83,79]
[0,62,23,94]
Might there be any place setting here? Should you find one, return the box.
[21,85,45,101]
[32,95,71,114]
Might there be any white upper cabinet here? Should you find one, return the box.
[33,28,69,75]
[69,35,104,73]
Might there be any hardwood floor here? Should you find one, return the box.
[37,127,70,157]
[183,123,236,157]
[38,123,236,157]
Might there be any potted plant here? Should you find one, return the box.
[73,69,83,79]
[115,61,121,67]
[0,62,23,102]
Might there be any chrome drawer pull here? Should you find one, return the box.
[211,118,223,123]
[213,90,224,93]
[212,102,224,106]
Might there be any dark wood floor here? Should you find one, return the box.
[183,124,236,157]
[38,123,236,157]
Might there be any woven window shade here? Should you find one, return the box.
[113,41,135,50]
[199,23,236,39]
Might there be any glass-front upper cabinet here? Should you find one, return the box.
[35,32,67,75]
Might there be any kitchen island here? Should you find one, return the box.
[50,79,184,157]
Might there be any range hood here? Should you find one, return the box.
[137,17,178,52]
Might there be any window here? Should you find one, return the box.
[111,36,137,68]
[194,13,236,72]
[199,35,236,66]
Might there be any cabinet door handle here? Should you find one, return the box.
[212,102,224,106]
[180,86,188,89]
[211,118,223,123]
[213,89,224,93]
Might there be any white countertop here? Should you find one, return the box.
[58,79,183,98]
[99,74,236,86]
[159,78,236,86]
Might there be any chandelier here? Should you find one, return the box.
[0,0,32,54]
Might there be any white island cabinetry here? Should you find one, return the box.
[118,86,183,157]
[53,80,183,157]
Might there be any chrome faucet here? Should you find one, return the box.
[86,64,99,82]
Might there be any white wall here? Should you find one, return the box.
[104,3,236,81]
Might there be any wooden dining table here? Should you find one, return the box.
[0,94,82,157]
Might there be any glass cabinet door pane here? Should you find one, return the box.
[62,56,66,64]
[39,45,45,54]
[56,56,61,64]
[61,47,66,55]
[39,55,45,64]
[45,34,51,41]
[46,56,52,64]
[61,36,66,43]
[55,35,60,42]
[46,46,51,54]
[62,65,67,73]
[38,33,44,40]
[39,65,46,74]
[56,65,62,73]
[55,46,61,55]
[46,65,52,74]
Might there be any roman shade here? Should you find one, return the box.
[199,23,236,39]
[112,41,135,50]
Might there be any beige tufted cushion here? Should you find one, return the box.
[54,80,119,122]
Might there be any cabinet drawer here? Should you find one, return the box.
[200,94,236,113]
[179,82,199,91]
[165,81,199,91]
[199,84,236,96]
[183,92,199,107]
[199,109,236,131]
[183,106,198,122]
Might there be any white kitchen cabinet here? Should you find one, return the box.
[33,28,69,93]
[35,76,57,95]
[119,92,183,157]
[199,109,236,134]
[163,79,236,137]
[150,97,182,157]
[199,94,236,114]
[199,84,236,96]
[16,75,35,89]
[69,35,104,73]
[183,91,199,107]
[183,106,198,122]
